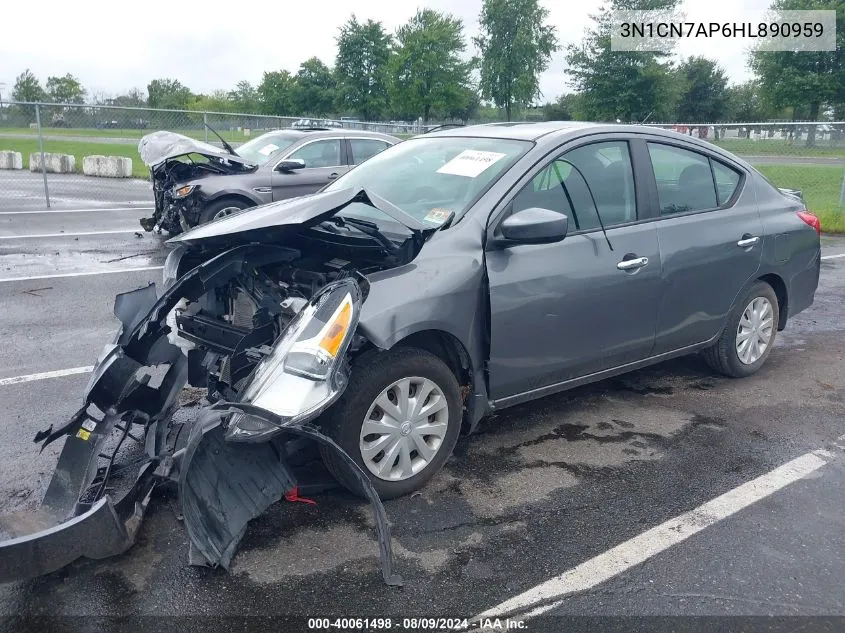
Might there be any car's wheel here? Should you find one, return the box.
[318,347,462,500]
[703,281,780,378]
[198,198,251,225]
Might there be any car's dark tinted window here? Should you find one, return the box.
[647,143,718,214]
[350,139,390,165]
[711,160,742,204]
[512,141,636,230]
[288,139,342,168]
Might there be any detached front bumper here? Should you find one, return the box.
[0,249,402,586]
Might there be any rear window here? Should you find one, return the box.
[712,161,742,204]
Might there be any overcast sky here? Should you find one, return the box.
[0,0,773,104]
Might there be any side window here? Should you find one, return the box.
[350,139,390,165]
[511,141,636,231]
[711,160,741,205]
[288,139,342,168]
[647,143,718,214]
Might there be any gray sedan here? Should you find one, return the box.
[6,121,821,582]
[140,128,399,234]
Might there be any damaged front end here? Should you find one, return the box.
[138,131,257,235]
[0,190,428,585]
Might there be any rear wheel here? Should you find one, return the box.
[318,347,462,500]
[703,281,779,378]
[199,198,251,225]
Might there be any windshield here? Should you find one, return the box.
[324,136,531,226]
[236,132,301,166]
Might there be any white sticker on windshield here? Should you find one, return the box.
[436,150,507,178]
[258,143,280,156]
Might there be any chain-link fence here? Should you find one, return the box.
[0,101,426,211]
[0,102,843,217]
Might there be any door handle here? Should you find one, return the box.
[737,236,760,248]
[617,256,649,271]
[327,172,339,180]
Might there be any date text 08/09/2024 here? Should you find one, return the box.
[306,617,528,630]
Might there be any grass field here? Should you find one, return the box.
[757,164,845,233]
[713,138,845,159]
[0,138,149,178]
[0,126,263,143]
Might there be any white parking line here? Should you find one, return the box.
[473,448,835,626]
[0,266,163,283]
[0,207,153,215]
[821,253,845,260]
[0,230,141,240]
[0,366,94,387]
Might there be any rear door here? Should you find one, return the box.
[486,138,663,401]
[270,138,349,201]
[349,138,393,166]
[643,139,763,354]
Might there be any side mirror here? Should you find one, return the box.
[497,207,568,245]
[275,158,306,172]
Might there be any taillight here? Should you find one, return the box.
[797,211,821,235]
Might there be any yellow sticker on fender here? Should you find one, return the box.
[76,429,91,441]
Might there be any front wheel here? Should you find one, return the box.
[703,281,780,378]
[318,347,462,500]
[198,198,251,225]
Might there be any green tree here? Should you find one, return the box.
[389,9,473,124]
[543,93,579,120]
[725,81,769,123]
[335,15,392,120]
[258,70,296,115]
[188,90,235,113]
[474,0,557,121]
[228,80,260,113]
[565,0,680,123]
[147,78,193,110]
[45,74,86,104]
[675,57,728,122]
[11,69,46,103]
[294,57,335,116]
[109,88,147,108]
[750,0,845,145]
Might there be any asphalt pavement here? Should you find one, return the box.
[0,200,842,632]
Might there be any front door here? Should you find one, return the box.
[271,138,349,201]
[486,140,662,401]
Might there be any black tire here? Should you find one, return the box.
[703,281,780,378]
[318,347,462,500]
[198,198,251,225]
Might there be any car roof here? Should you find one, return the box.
[421,121,751,168]
[257,128,399,142]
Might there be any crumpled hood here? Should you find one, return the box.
[138,130,256,169]
[167,187,429,248]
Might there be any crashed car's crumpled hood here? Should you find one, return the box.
[138,130,256,169]
[167,187,428,248]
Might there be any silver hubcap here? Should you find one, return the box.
[359,376,449,482]
[213,206,241,220]
[736,296,774,365]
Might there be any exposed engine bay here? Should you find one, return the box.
[0,187,437,586]
[145,154,255,234]
[138,130,257,234]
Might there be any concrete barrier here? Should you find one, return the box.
[82,155,133,178]
[0,151,23,170]
[29,153,76,174]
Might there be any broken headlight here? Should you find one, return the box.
[172,184,196,199]
[225,278,362,442]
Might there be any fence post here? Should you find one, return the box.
[34,104,51,209]
[203,112,208,143]
[839,169,845,209]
